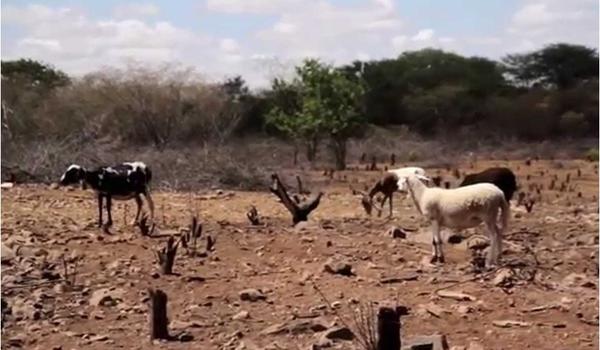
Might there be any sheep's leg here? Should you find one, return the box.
[484,219,500,268]
[106,195,113,227]
[131,195,143,226]
[430,221,444,264]
[387,194,393,218]
[144,190,156,226]
[377,196,387,218]
[97,194,104,228]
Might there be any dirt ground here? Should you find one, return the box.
[1,159,598,350]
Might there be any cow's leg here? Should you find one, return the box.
[97,194,104,227]
[106,195,113,227]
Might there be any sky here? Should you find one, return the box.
[1,0,598,87]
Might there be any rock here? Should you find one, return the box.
[288,320,328,335]
[239,289,266,302]
[261,322,288,335]
[313,337,333,349]
[11,300,40,320]
[323,258,353,276]
[492,320,531,328]
[467,341,484,350]
[1,243,15,264]
[467,236,489,251]
[232,310,250,320]
[450,347,467,350]
[89,288,125,307]
[436,290,476,301]
[380,273,419,284]
[456,304,474,316]
[405,334,449,350]
[492,268,514,287]
[90,334,109,342]
[418,303,448,318]
[388,227,407,239]
[178,332,194,342]
[447,234,464,244]
[261,319,327,335]
[563,273,593,288]
[321,326,354,341]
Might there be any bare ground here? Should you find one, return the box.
[1,159,598,350]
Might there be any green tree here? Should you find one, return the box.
[266,59,365,170]
[1,59,70,139]
[1,58,70,88]
[502,43,599,89]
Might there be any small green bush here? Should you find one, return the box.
[585,148,599,162]
[407,150,419,162]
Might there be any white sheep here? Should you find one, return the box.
[399,173,510,268]
[387,167,428,192]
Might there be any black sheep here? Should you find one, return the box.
[459,167,517,202]
[59,162,154,227]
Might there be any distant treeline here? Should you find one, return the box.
[2,42,598,149]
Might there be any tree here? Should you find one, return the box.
[266,59,366,169]
[1,59,70,139]
[502,43,599,89]
[1,58,70,88]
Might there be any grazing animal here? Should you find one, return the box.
[361,167,428,218]
[400,174,509,267]
[59,162,154,228]
[459,167,517,202]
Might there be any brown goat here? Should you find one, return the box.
[360,173,399,218]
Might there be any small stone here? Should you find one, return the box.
[388,227,407,239]
[467,341,484,350]
[89,288,125,307]
[323,258,353,276]
[492,320,531,328]
[321,326,354,341]
[239,289,266,302]
[90,334,109,342]
[405,334,449,350]
[436,290,476,301]
[492,268,514,287]
[447,234,464,244]
[232,310,250,320]
[178,332,194,342]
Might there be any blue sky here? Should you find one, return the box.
[2,0,598,87]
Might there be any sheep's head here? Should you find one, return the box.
[361,194,373,216]
[60,164,85,186]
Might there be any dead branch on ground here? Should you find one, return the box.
[269,173,323,225]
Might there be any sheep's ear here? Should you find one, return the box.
[416,175,431,183]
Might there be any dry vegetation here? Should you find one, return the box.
[1,159,598,349]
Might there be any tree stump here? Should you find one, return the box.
[246,206,261,225]
[269,173,323,225]
[155,237,178,274]
[370,156,377,171]
[148,288,170,341]
[377,306,408,350]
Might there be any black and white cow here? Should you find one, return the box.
[59,162,154,228]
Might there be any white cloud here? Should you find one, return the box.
[252,0,404,65]
[113,3,160,19]
[506,0,597,52]
[411,29,434,41]
[2,1,597,88]
[204,0,303,14]
[219,38,239,52]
